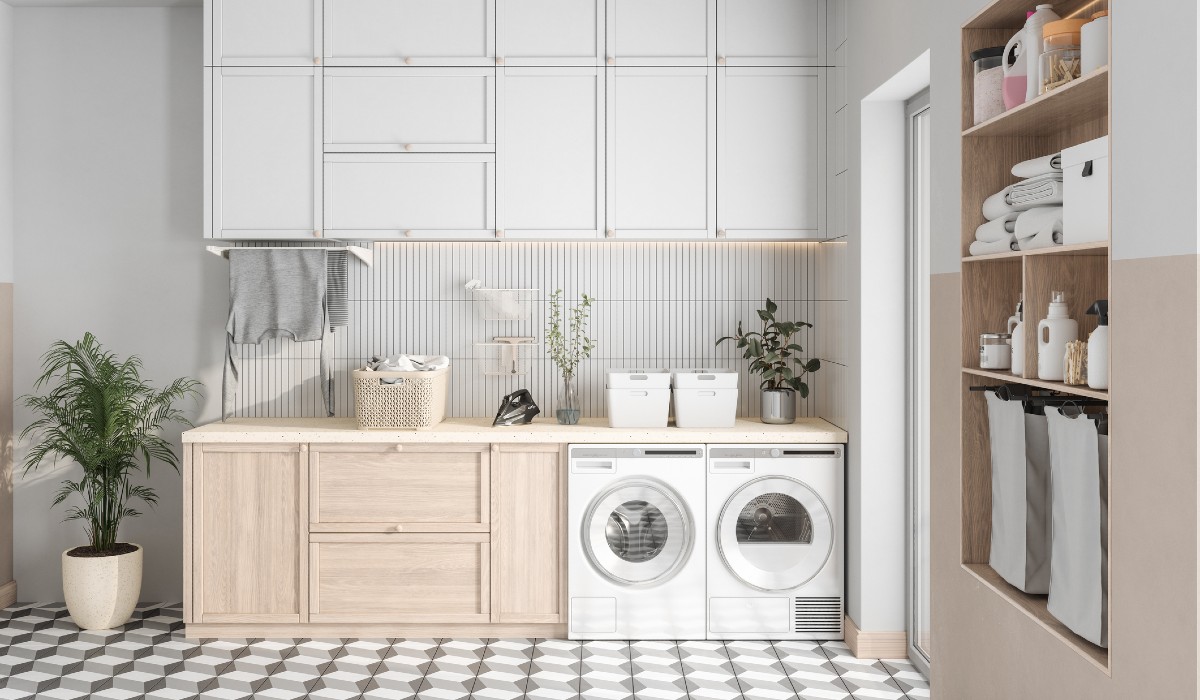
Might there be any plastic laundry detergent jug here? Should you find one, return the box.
[1002,27,1028,109]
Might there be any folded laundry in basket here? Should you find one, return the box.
[975,213,1019,242]
[970,237,1019,256]
[366,354,451,384]
[1015,206,1064,251]
[1012,153,1062,179]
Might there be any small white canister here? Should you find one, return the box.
[980,333,1013,370]
[1081,11,1109,74]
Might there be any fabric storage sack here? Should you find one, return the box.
[985,392,1053,593]
[1046,407,1109,648]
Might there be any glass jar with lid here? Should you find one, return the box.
[1040,18,1087,94]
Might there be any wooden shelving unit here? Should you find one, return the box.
[960,0,1111,671]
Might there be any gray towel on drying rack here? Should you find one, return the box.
[327,249,349,331]
[223,249,332,420]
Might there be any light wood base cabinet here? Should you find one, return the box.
[185,442,564,636]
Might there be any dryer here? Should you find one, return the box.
[707,444,844,640]
[568,444,706,640]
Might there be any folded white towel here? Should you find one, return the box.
[976,214,1019,242]
[970,237,1018,256]
[1015,206,1064,250]
[1009,178,1064,208]
[1012,153,1062,178]
[983,186,1017,220]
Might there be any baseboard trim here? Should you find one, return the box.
[844,615,907,659]
[0,580,16,609]
[186,622,566,639]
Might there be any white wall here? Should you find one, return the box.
[12,6,221,602]
[0,0,13,285]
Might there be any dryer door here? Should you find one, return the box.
[583,479,694,586]
[717,475,834,591]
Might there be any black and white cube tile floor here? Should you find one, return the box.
[0,604,929,700]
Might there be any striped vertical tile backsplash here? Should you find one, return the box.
[232,241,838,420]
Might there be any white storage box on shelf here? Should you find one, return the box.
[606,369,672,428]
[1062,135,1109,245]
[353,365,450,429]
[672,368,739,429]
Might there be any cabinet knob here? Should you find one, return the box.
[300,444,309,452]
[404,57,414,65]
[496,56,505,65]
[404,144,414,152]
[606,56,615,65]
[496,229,505,239]
[717,56,727,66]
[404,230,414,238]
[606,228,615,238]
[394,444,404,452]
[314,57,321,65]
[313,229,323,238]
[392,524,404,532]
[717,229,727,239]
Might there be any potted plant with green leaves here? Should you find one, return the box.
[717,298,821,424]
[20,333,201,629]
[546,289,596,425]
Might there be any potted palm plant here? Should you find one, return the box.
[20,333,200,629]
[717,298,821,424]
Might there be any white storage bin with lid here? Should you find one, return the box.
[1062,135,1109,245]
[606,369,671,428]
[672,368,739,429]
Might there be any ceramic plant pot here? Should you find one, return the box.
[62,543,143,629]
[760,389,797,425]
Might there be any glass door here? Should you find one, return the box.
[905,88,932,673]
[583,480,693,585]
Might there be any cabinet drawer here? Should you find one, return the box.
[311,444,490,531]
[324,154,496,239]
[324,0,495,67]
[325,68,495,153]
[309,534,490,623]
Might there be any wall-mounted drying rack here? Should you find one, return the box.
[206,245,374,267]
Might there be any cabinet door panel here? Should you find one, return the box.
[194,445,304,623]
[498,68,603,239]
[498,0,604,66]
[718,67,825,239]
[324,154,496,239]
[310,536,490,623]
[491,446,564,623]
[606,68,715,239]
[211,0,321,66]
[311,445,489,531]
[212,68,321,239]
[717,0,826,66]
[325,0,495,66]
[607,0,714,66]
[325,68,495,152]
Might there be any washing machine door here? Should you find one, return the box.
[583,479,693,586]
[717,475,833,591]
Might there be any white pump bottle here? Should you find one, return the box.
[1038,291,1078,381]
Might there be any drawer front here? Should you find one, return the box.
[310,534,490,622]
[311,445,490,531]
[325,68,496,152]
[324,0,495,66]
[324,154,496,239]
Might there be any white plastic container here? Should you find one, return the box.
[1081,11,1109,74]
[672,368,739,429]
[1062,135,1109,245]
[1037,291,1079,381]
[606,369,671,428]
[1024,4,1060,102]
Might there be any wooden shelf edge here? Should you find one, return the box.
[961,241,1110,263]
[962,564,1110,674]
[962,67,1109,138]
[961,367,1109,400]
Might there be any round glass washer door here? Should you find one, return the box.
[717,475,833,591]
[583,479,693,586]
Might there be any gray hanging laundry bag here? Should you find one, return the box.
[985,392,1052,594]
[1046,407,1108,648]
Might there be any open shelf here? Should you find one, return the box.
[963,564,1109,671]
[962,241,1109,263]
[964,67,1109,139]
[962,367,1108,401]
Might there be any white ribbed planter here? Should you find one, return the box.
[62,544,143,630]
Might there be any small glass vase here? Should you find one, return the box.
[556,374,581,425]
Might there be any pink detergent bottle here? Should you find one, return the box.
[1001,12,1033,109]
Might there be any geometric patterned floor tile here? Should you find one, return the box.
[0,602,932,700]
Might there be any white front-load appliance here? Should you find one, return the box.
[568,444,706,639]
[707,444,844,640]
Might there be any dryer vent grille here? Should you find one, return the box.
[794,597,843,635]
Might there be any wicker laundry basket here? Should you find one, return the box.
[353,367,450,429]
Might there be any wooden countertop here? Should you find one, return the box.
[183,417,848,444]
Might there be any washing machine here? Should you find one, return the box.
[707,444,844,640]
[568,444,706,639]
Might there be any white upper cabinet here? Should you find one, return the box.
[606,0,715,66]
[716,0,827,66]
[497,0,604,66]
[498,68,604,239]
[325,154,496,239]
[607,68,715,239]
[206,0,322,66]
[324,0,496,66]
[324,68,496,152]
[717,67,825,239]
[207,68,322,239]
